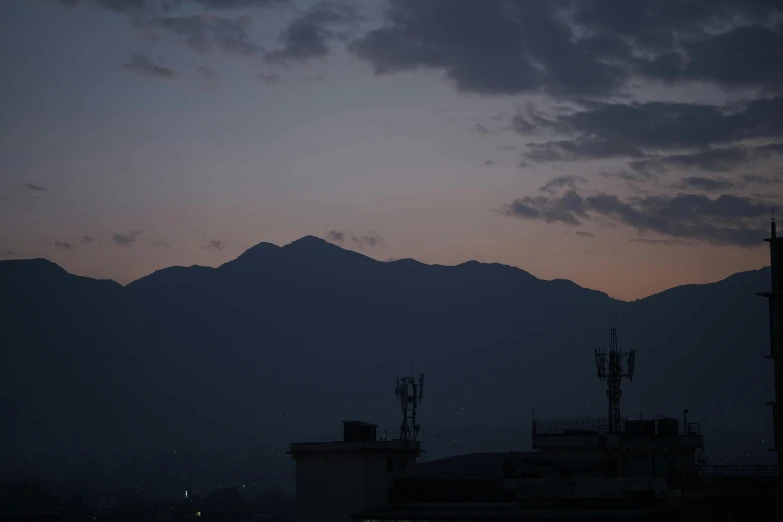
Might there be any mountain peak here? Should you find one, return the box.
[282,235,354,256]
[0,257,67,277]
[284,235,332,248]
[235,241,281,260]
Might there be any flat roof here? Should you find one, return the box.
[288,440,423,456]
[342,420,378,427]
[353,503,664,520]
[410,452,509,479]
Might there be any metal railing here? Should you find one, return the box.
[532,417,612,435]
[696,465,779,476]
[680,423,701,435]
[532,417,701,437]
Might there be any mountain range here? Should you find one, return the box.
[0,236,775,491]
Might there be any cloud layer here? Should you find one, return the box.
[327,230,385,248]
[503,190,771,247]
[352,0,782,98]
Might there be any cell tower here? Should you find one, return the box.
[594,328,636,433]
[395,374,424,441]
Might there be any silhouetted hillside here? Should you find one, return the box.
[0,239,774,494]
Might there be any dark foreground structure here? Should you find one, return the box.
[288,221,782,521]
[289,420,776,521]
[757,216,783,518]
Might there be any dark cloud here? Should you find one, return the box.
[572,1,783,93]
[111,230,142,246]
[266,2,361,65]
[47,0,782,100]
[629,144,783,176]
[327,230,345,243]
[45,0,81,7]
[54,241,76,252]
[45,0,287,12]
[350,1,627,98]
[23,183,48,192]
[678,177,737,192]
[629,238,693,246]
[3,251,19,257]
[350,0,782,98]
[525,138,647,163]
[744,174,783,186]
[520,97,783,176]
[259,72,281,84]
[600,170,655,184]
[576,231,596,238]
[138,14,260,57]
[45,0,285,60]
[539,175,587,195]
[502,190,770,247]
[629,150,746,176]
[99,0,147,10]
[45,0,146,11]
[528,96,783,162]
[294,75,325,83]
[484,160,495,166]
[81,235,101,244]
[122,54,177,78]
[350,232,384,248]
[150,239,171,249]
[474,124,490,135]
[197,65,217,81]
[501,190,587,226]
[196,0,288,8]
[201,239,226,251]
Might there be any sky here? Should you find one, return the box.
[0,0,781,300]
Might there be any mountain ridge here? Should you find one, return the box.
[0,234,775,492]
[1,236,767,301]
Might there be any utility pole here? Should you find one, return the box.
[756,215,783,517]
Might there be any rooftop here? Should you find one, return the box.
[342,420,378,428]
[288,439,423,457]
[353,503,666,520]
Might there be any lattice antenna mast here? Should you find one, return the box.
[594,328,636,433]
[395,374,424,441]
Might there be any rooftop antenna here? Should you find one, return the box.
[594,328,635,433]
[395,372,424,441]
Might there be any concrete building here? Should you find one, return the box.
[288,420,421,522]
[519,416,703,484]
[289,415,714,521]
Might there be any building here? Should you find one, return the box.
[522,416,703,484]
[289,220,783,521]
[287,420,421,522]
[290,415,723,520]
[351,416,703,521]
